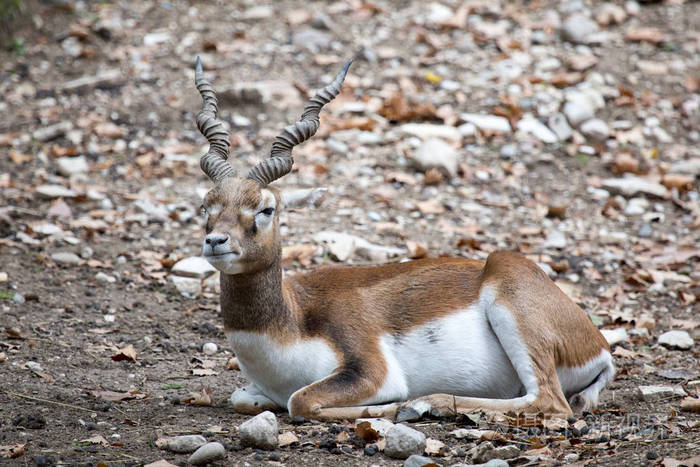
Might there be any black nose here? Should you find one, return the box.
[205,233,229,247]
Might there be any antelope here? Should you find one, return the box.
[193,57,615,421]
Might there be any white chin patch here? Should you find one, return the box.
[205,255,245,275]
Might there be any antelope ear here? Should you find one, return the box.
[281,188,327,209]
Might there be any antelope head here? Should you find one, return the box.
[195,57,351,275]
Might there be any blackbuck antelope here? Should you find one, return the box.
[193,58,615,421]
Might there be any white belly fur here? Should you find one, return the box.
[226,332,339,407]
[364,305,522,405]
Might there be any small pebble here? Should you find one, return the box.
[202,342,218,355]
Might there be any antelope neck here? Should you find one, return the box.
[219,257,291,332]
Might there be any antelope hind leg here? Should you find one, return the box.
[231,384,281,415]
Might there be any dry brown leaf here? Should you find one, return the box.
[93,390,147,402]
[662,174,694,192]
[680,397,700,413]
[111,344,137,362]
[10,150,32,164]
[94,122,125,138]
[184,384,214,406]
[335,431,350,443]
[625,27,665,44]
[0,352,6,363]
[4,327,26,339]
[613,347,638,359]
[385,171,418,185]
[278,431,300,447]
[379,92,436,122]
[282,244,320,268]
[423,168,443,186]
[549,72,584,88]
[0,444,27,459]
[611,153,640,175]
[415,199,445,215]
[355,421,379,443]
[406,241,428,259]
[225,357,240,371]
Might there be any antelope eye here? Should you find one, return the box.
[200,204,208,215]
[260,207,274,216]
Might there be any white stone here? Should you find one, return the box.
[25,361,43,371]
[411,138,459,178]
[32,121,73,141]
[56,156,89,176]
[399,123,462,144]
[517,116,558,143]
[601,328,628,346]
[187,442,226,465]
[239,411,278,450]
[143,31,171,46]
[543,230,567,249]
[403,454,436,467]
[426,2,453,24]
[167,435,207,453]
[472,441,520,463]
[133,199,168,222]
[202,342,218,355]
[450,428,490,440]
[36,184,78,199]
[458,122,477,137]
[32,224,63,236]
[669,159,700,176]
[242,5,274,20]
[563,99,595,127]
[384,424,426,460]
[658,330,694,350]
[580,118,610,140]
[95,272,116,284]
[171,256,217,279]
[51,252,82,265]
[637,385,685,401]
[624,197,649,216]
[168,275,201,296]
[562,14,600,44]
[292,28,332,52]
[548,113,573,141]
[602,176,668,198]
[460,113,512,133]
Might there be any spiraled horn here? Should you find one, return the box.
[247,59,352,186]
[195,56,236,182]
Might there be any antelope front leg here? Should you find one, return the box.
[287,365,389,420]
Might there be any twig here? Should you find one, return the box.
[3,389,97,414]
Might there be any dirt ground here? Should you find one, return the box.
[1,0,699,466]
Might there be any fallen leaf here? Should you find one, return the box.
[680,397,700,413]
[424,437,447,456]
[278,431,299,447]
[111,344,137,362]
[93,390,147,402]
[406,241,428,259]
[79,435,110,446]
[378,91,436,122]
[415,199,445,215]
[625,27,665,44]
[4,327,26,339]
[335,431,350,443]
[613,347,638,359]
[355,421,379,443]
[184,384,214,406]
[662,174,694,192]
[0,352,6,363]
[0,444,27,459]
[225,357,240,371]
[423,168,444,186]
